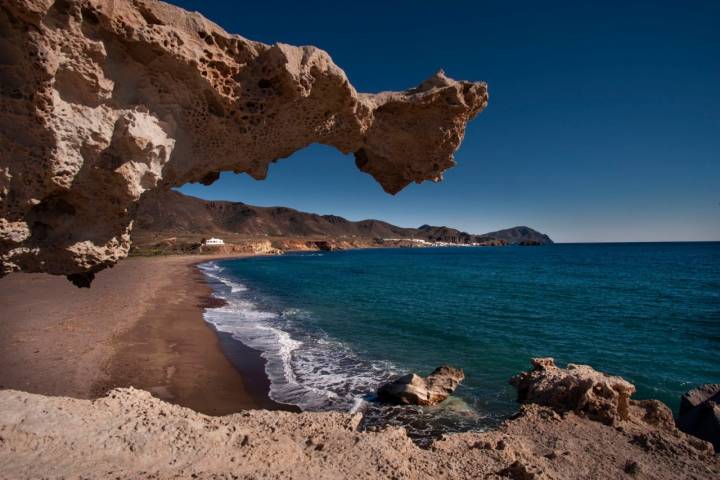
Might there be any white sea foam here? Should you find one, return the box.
[349,397,366,414]
[197,262,247,293]
[197,260,396,412]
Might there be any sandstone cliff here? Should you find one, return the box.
[0,359,716,479]
[0,0,488,285]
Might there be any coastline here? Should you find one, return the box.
[2,252,718,479]
[0,253,290,415]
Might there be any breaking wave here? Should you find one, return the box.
[197,261,396,411]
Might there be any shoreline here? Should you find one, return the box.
[0,253,291,415]
[2,253,718,479]
[193,256,300,413]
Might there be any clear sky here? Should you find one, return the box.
[172,0,719,242]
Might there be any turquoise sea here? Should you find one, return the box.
[199,243,720,441]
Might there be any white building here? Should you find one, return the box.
[203,237,225,246]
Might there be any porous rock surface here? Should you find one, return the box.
[0,0,488,284]
[1,362,718,479]
[378,365,465,406]
[510,357,640,425]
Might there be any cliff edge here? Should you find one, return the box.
[0,359,716,479]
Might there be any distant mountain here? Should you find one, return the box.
[132,190,553,245]
[133,190,417,239]
[415,224,552,245]
[482,226,554,245]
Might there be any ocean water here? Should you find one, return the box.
[199,243,720,441]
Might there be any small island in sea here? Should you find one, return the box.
[0,1,718,479]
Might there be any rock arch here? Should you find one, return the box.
[0,0,488,285]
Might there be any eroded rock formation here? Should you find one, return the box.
[378,365,465,406]
[677,384,720,451]
[0,0,488,284]
[510,357,638,425]
[680,384,720,416]
[509,357,688,433]
[1,364,717,479]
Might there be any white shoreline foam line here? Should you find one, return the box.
[198,261,247,293]
[254,324,301,383]
[196,261,501,438]
[198,261,347,409]
[197,260,398,412]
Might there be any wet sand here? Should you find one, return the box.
[0,254,289,414]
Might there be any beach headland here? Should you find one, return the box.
[0,253,290,415]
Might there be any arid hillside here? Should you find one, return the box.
[132,190,553,247]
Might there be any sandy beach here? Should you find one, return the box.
[0,254,288,414]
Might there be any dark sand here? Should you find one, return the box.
[0,254,290,414]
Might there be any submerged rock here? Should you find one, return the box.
[377,365,464,406]
[677,384,720,452]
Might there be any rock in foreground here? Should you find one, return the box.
[510,357,637,425]
[680,384,720,416]
[1,362,718,479]
[677,384,720,452]
[378,365,465,405]
[510,357,694,434]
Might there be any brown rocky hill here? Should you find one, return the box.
[483,226,554,245]
[132,191,553,245]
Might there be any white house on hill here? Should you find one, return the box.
[203,237,225,246]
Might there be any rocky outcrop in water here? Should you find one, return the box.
[0,0,488,284]
[378,365,465,406]
[677,384,720,451]
[511,358,657,426]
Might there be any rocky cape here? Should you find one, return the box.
[1,358,717,479]
[131,190,553,251]
[0,0,488,285]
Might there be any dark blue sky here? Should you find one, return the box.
[173,0,719,242]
